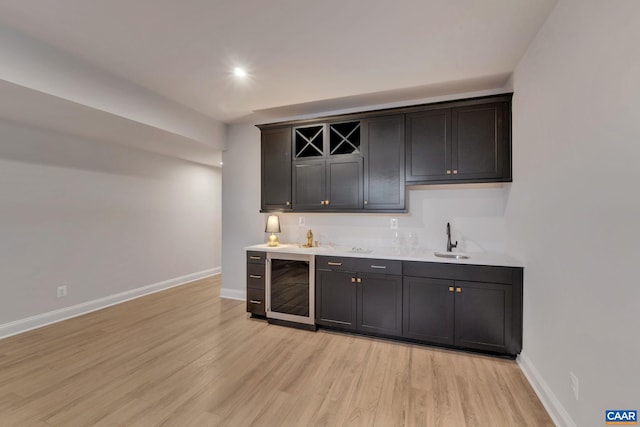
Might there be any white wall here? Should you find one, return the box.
[221,124,264,299]
[0,119,221,330]
[508,1,640,426]
[273,184,510,252]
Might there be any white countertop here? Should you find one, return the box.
[245,243,524,268]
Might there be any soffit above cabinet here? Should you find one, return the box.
[0,79,223,166]
[256,93,512,129]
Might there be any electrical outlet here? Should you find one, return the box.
[298,216,305,226]
[390,218,398,229]
[57,285,67,298]
[570,372,579,400]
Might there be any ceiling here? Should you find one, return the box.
[0,0,557,123]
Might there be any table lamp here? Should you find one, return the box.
[265,215,281,247]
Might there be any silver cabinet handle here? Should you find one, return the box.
[249,256,261,260]
[327,262,343,266]
[371,265,387,269]
[249,300,263,304]
[249,275,262,279]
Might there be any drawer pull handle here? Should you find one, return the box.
[249,300,263,304]
[370,265,387,269]
[249,256,261,260]
[327,262,343,266]
[249,275,262,279]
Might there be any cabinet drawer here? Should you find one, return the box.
[316,256,356,271]
[247,263,265,290]
[316,256,402,275]
[351,258,402,275]
[403,261,517,285]
[247,251,266,264]
[247,288,265,316]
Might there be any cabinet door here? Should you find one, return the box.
[403,277,454,345]
[451,102,510,181]
[405,109,451,182]
[363,115,405,210]
[293,124,326,159]
[326,157,363,209]
[357,273,402,337]
[454,281,512,354]
[316,270,357,330]
[292,159,325,210]
[261,128,292,211]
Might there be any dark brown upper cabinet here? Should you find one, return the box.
[292,122,363,211]
[257,93,512,212]
[362,115,405,211]
[261,127,292,211]
[406,95,512,184]
[406,109,451,181]
[289,117,406,212]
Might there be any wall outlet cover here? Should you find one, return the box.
[570,372,579,400]
[390,218,398,229]
[298,216,305,226]
[57,285,67,298]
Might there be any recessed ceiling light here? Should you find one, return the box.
[233,67,247,78]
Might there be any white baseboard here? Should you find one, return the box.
[219,287,246,301]
[0,267,221,340]
[518,351,576,427]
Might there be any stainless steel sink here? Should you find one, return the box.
[434,251,470,259]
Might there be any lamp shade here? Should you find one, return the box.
[265,215,281,233]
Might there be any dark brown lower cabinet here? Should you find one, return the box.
[402,261,522,356]
[403,277,454,345]
[315,257,402,338]
[357,272,402,336]
[403,277,514,354]
[454,281,512,354]
[284,253,522,357]
[316,270,357,330]
[246,251,266,317]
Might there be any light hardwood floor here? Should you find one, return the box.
[0,276,553,426]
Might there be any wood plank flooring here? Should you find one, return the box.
[0,276,553,426]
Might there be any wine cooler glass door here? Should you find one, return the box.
[266,253,315,325]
